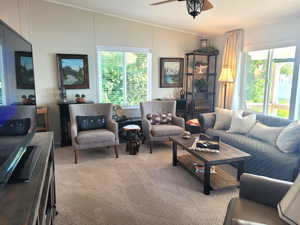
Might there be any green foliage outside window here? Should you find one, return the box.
[245,57,266,106]
[100,51,148,107]
[245,54,294,118]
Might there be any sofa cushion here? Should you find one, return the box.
[255,114,292,127]
[248,122,284,146]
[223,198,287,225]
[76,129,115,145]
[228,112,256,134]
[219,133,299,181]
[277,121,300,153]
[151,124,184,137]
[206,128,227,139]
[213,108,233,130]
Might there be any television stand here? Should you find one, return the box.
[10,145,40,183]
[0,132,56,225]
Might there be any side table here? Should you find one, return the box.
[123,125,141,155]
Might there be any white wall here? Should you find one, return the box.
[0,0,201,144]
[210,18,300,116]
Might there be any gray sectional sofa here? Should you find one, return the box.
[199,112,300,182]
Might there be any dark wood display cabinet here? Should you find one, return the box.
[185,50,219,119]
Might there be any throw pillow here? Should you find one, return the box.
[213,108,233,130]
[146,113,161,125]
[248,122,284,146]
[228,111,256,134]
[0,118,31,136]
[76,115,106,131]
[277,121,300,153]
[146,113,172,125]
[160,112,173,124]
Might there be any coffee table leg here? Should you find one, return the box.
[172,142,178,167]
[204,164,211,195]
[237,161,244,181]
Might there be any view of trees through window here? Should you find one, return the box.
[99,50,150,107]
[244,46,296,118]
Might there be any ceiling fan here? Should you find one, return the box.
[150,0,213,18]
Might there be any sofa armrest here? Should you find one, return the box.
[199,113,216,129]
[106,120,119,144]
[172,116,185,128]
[240,174,292,208]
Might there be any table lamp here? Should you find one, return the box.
[218,66,234,108]
[278,174,300,225]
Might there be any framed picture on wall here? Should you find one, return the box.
[56,54,89,89]
[15,51,35,89]
[160,58,184,88]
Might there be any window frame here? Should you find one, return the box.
[96,46,152,109]
[241,45,299,120]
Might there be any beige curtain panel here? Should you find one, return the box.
[218,29,244,109]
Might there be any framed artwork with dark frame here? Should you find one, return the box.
[160,58,184,88]
[15,51,35,89]
[57,54,89,89]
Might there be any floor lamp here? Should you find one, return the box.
[218,66,234,108]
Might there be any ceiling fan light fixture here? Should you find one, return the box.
[186,0,205,19]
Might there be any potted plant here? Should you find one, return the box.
[195,79,207,93]
[21,95,27,104]
[75,94,86,103]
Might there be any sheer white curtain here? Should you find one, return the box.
[218,29,244,109]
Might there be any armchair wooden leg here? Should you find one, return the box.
[74,150,79,164]
[114,145,119,158]
[149,142,153,154]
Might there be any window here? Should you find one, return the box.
[97,47,151,108]
[243,46,296,118]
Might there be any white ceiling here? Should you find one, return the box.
[45,0,300,35]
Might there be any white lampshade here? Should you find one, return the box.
[278,174,300,225]
[219,66,234,83]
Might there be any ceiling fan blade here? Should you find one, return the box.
[202,0,214,11]
[150,0,178,6]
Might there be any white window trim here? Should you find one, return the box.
[96,46,152,109]
[240,45,299,120]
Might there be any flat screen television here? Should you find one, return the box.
[0,20,36,187]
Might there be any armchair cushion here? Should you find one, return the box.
[151,124,184,137]
[224,198,287,225]
[76,115,106,131]
[76,129,115,145]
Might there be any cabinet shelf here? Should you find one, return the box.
[187,72,217,76]
[185,51,219,118]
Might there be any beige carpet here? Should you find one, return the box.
[55,143,238,225]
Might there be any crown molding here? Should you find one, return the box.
[44,0,204,37]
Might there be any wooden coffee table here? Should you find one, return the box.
[170,135,251,195]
